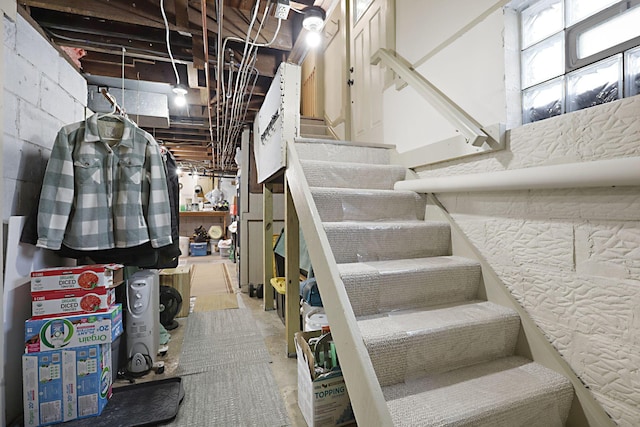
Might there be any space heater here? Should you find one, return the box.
[126,269,160,374]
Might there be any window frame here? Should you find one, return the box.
[519,0,640,123]
[566,0,640,71]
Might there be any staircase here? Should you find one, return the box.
[294,138,574,426]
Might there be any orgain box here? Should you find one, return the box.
[22,344,112,427]
[73,343,112,418]
[25,304,123,353]
[295,331,355,427]
[22,349,75,426]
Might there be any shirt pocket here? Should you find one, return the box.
[73,157,102,185]
[119,156,144,185]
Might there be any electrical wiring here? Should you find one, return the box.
[216,0,286,171]
[159,0,182,87]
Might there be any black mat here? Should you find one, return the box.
[63,377,184,427]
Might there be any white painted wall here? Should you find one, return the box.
[3,13,87,220]
[387,0,510,153]
[386,2,640,425]
[2,11,87,424]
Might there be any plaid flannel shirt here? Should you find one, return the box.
[37,114,172,250]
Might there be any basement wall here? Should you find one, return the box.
[390,1,640,425]
[3,12,87,220]
[2,11,87,424]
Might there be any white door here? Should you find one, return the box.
[349,0,394,143]
[323,4,350,140]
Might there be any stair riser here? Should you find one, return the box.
[325,223,451,263]
[296,142,391,164]
[367,316,521,387]
[312,190,426,222]
[302,162,406,190]
[341,264,481,317]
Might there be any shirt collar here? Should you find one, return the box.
[84,113,135,148]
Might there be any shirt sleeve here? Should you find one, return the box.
[37,129,76,250]
[144,140,173,248]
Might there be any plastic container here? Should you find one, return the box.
[190,242,207,256]
[219,247,230,258]
[179,236,190,257]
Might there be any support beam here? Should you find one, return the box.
[263,182,275,312]
[285,178,300,357]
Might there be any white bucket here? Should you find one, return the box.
[304,309,329,332]
[179,236,190,257]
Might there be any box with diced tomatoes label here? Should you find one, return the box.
[30,264,124,293]
[32,288,116,319]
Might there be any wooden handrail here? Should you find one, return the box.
[371,48,489,147]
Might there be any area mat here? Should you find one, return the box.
[63,377,184,427]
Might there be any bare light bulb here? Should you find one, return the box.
[306,31,322,48]
[174,93,187,107]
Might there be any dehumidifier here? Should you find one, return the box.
[126,270,160,374]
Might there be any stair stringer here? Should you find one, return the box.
[421,193,615,427]
[285,142,395,427]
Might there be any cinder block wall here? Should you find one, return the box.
[2,13,87,424]
[416,97,640,426]
[3,13,87,221]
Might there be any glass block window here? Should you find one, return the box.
[519,0,640,123]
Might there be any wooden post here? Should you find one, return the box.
[263,182,274,311]
[285,178,301,356]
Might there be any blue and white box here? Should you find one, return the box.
[22,350,76,426]
[22,343,113,426]
[25,304,123,353]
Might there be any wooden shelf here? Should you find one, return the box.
[179,211,228,217]
[180,211,229,232]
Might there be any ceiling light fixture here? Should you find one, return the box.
[172,84,188,107]
[302,6,325,48]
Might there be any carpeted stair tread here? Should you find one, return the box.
[296,139,392,164]
[338,256,481,316]
[382,356,574,427]
[358,301,520,386]
[301,159,406,189]
[310,187,426,222]
[324,221,451,263]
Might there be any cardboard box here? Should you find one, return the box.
[22,344,112,427]
[159,266,191,318]
[25,304,123,353]
[32,288,116,319]
[22,349,75,426]
[296,331,355,427]
[73,343,112,418]
[31,264,124,293]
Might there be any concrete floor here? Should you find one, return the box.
[115,255,307,426]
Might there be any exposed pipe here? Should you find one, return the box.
[395,157,640,193]
[201,0,215,156]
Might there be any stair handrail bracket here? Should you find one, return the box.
[285,142,395,427]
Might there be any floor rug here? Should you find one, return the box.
[165,365,290,426]
[176,310,271,376]
[191,263,232,295]
[190,263,238,310]
[168,309,291,426]
[65,377,184,427]
[194,293,238,311]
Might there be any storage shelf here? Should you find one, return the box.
[179,211,228,217]
[180,211,228,232]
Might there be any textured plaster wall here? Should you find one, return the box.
[417,98,640,426]
[2,13,87,221]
